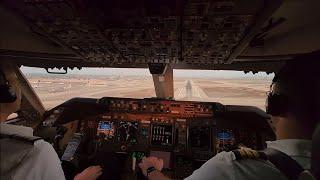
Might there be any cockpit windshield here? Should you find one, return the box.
[21,67,273,110]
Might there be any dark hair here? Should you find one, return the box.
[273,52,320,124]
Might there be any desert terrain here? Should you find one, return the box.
[26,74,272,110]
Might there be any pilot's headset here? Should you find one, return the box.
[265,75,291,117]
[0,69,17,103]
[266,56,319,122]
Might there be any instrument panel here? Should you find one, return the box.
[74,97,273,158]
[79,97,219,157]
[48,97,275,179]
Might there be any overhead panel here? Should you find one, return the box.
[3,0,268,66]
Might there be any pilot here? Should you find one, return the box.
[138,54,319,180]
[0,65,102,180]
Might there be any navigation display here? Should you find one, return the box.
[97,121,115,140]
[117,121,139,144]
[217,131,233,140]
[216,130,235,152]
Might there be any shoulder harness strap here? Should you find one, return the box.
[262,148,304,180]
[232,147,267,160]
[232,147,315,180]
[0,133,42,144]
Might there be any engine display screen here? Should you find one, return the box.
[151,124,173,146]
[216,130,235,152]
[97,121,115,140]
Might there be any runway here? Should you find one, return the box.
[174,80,208,101]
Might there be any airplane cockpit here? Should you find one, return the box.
[41,97,274,179]
[1,0,320,179]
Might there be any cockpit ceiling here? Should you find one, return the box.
[0,1,271,64]
[1,0,319,72]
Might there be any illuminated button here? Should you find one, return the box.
[131,139,137,144]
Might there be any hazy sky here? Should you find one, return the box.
[21,66,274,78]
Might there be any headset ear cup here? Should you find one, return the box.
[266,94,289,116]
[0,69,17,103]
[0,84,17,103]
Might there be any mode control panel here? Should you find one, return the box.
[100,97,217,118]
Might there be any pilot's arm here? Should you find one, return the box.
[12,140,66,180]
[138,153,235,180]
[12,139,102,180]
[184,151,236,180]
[139,151,286,180]
[138,157,169,180]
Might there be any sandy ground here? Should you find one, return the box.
[26,75,272,110]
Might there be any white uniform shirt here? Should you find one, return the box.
[185,139,311,180]
[0,123,66,180]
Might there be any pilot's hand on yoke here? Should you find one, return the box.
[138,156,164,176]
[74,165,103,180]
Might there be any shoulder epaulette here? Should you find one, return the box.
[0,133,42,144]
[232,147,268,161]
